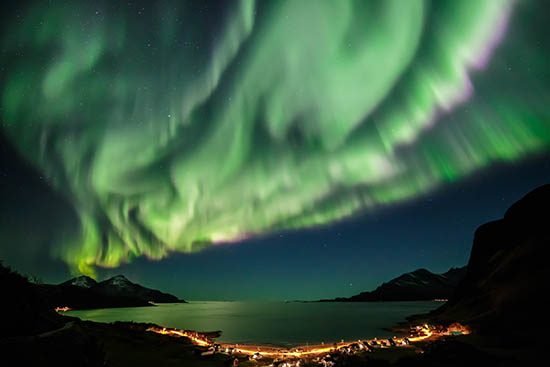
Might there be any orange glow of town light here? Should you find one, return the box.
[233,346,337,358]
[147,323,446,357]
[54,306,71,312]
[407,326,433,342]
[147,326,211,347]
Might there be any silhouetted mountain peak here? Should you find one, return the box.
[504,183,550,230]
[321,266,466,302]
[61,275,98,288]
[107,275,129,281]
[90,274,184,303]
[55,273,186,306]
[411,268,431,275]
[101,275,133,288]
[429,184,550,336]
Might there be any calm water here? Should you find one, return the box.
[67,301,439,346]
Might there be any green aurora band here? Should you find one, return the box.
[1,0,549,276]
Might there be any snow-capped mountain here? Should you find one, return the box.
[61,275,97,289]
[93,275,182,303]
[60,274,185,305]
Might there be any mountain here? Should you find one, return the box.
[426,184,550,337]
[60,275,97,288]
[92,275,182,303]
[60,274,185,306]
[320,266,466,302]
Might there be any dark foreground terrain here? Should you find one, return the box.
[0,262,226,366]
[0,319,232,367]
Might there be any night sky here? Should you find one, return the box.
[0,0,549,301]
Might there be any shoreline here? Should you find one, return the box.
[4,310,508,367]
[145,322,452,357]
[62,305,440,350]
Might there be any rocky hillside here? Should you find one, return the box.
[0,262,68,336]
[427,184,550,337]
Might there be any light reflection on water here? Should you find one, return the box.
[67,301,440,346]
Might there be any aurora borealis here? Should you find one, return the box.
[0,0,549,282]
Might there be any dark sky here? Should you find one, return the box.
[0,0,549,300]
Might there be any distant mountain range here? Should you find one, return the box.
[319,267,467,302]
[57,274,186,308]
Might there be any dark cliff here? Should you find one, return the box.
[429,184,550,336]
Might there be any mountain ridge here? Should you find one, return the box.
[319,266,466,302]
[59,274,185,307]
[61,275,97,288]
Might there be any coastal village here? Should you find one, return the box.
[146,323,471,366]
